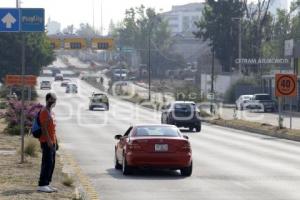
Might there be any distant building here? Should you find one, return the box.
[162,3,204,36]
[47,18,61,35]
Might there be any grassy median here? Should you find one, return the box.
[0,118,74,200]
[208,119,300,141]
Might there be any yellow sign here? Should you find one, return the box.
[91,38,114,50]
[64,38,87,49]
[49,38,61,49]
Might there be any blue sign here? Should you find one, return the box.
[0,9,20,32]
[20,8,44,32]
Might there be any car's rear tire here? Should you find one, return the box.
[115,153,122,170]
[181,161,193,177]
[122,154,132,175]
[89,106,93,111]
[189,127,194,132]
[166,117,173,125]
[196,123,201,132]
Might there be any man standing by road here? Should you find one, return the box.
[37,93,58,193]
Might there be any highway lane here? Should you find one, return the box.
[37,78,300,200]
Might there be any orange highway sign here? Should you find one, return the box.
[275,74,297,97]
[5,75,37,86]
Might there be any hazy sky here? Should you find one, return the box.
[0,0,202,33]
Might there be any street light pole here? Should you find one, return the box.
[232,17,242,74]
[148,25,151,101]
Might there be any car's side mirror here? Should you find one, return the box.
[183,135,189,140]
[114,135,122,140]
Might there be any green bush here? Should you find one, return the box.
[0,101,7,109]
[0,87,10,99]
[6,125,21,135]
[0,86,38,101]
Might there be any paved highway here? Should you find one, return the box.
[37,78,300,200]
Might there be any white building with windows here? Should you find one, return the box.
[162,3,204,36]
[46,18,61,35]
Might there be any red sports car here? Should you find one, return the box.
[114,124,193,176]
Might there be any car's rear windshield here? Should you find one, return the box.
[174,103,195,111]
[94,94,106,98]
[255,95,271,100]
[135,126,180,137]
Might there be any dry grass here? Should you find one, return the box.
[23,137,40,157]
[0,120,74,200]
[209,119,300,141]
[62,175,75,187]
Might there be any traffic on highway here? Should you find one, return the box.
[1,0,300,200]
[33,70,300,200]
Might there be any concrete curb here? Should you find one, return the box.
[203,119,300,142]
[59,150,100,200]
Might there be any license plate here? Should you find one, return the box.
[155,144,168,152]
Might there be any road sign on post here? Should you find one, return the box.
[64,38,86,49]
[5,75,37,86]
[275,74,297,97]
[20,8,45,32]
[0,8,20,32]
[285,39,294,57]
[207,93,215,100]
[0,7,45,163]
[275,74,298,129]
[91,38,114,50]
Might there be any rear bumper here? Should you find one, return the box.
[126,152,192,169]
[40,87,51,90]
[171,119,201,127]
[90,103,108,108]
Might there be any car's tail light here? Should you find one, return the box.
[128,141,142,151]
[180,142,191,152]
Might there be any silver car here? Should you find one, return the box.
[40,81,51,90]
[235,95,253,110]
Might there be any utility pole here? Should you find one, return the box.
[196,58,202,97]
[16,0,26,164]
[232,17,242,74]
[100,0,103,35]
[210,44,215,114]
[238,18,242,74]
[92,0,95,31]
